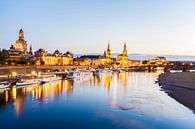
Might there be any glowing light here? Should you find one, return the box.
[12,72,17,77]
[31,71,36,76]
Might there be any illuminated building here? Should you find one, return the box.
[100,43,112,65]
[116,42,130,67]
[7,29,33,61]
[129,60,142,66]
[12,29,28,53]
[35,49,73,66]
[73,55,102,66]
[73,44,112,66]
[105,43,111,58]
[148,57,168,66]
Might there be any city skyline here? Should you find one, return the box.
[1,0,195,55]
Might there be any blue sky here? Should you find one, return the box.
[1,0,195,55]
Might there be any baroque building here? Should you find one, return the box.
[35,49,73,66]
[12,29,28,53]
[7,29,33,62]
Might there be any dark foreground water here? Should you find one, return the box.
[0,72,195,129]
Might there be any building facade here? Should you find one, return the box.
[35,49,73,66]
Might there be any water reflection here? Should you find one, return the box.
[109,72,195,120]
[93,75,112,95]
[0,72,195,129]
[0,71,191,119]
[0,79,74,116]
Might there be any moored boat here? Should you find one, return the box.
[40,74,62,84]
[16,79,40,86]
[94,69,112,76]
[66,71,93,79]
[0,81,11,89]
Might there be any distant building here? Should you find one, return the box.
[73,44,113,66]
[129,60,142,67]
[35,49,73,66]
[73,55,102,66]
[148,57,168,66]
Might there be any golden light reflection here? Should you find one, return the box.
[11,86,17,100]
[63,80,73,95]
[0,79,75,117]
[111,74,118,108]
[5,90,9,103]
[118,72,128,94]
[104,76,111,95]
[93,75,112,95]
[154,70,164,80]
[14,95,25,117]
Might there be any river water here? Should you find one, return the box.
[0,72,195,129]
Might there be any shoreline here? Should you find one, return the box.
[158,72,195,112]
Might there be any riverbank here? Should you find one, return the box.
[158,72,195,112]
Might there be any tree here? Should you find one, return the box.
[0,49,9,65]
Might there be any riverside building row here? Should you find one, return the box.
[2,29,167,67]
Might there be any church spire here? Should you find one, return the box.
[124,42,127,49]
[107,42,110,51]
[106,42,111,58]
[29,44,33,55]
[123,41,128,56]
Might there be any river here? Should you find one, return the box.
[0,72,195,129]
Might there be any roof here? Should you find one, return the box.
[19,29,23,33]
[157,56,166,59]
[79,55,102,60]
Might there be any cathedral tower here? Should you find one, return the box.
[122,42,128,57]
[105,43,111,58]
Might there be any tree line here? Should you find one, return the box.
[0,49,9,65]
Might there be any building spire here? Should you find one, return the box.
[19,29,23,33]
[105,42,111,58]
[123,41,127,56]
[19,28,24,39]
[107,42,110,50]
[29,44,33,55]
[124,41,127,49]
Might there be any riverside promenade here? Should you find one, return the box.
[158,72,195,112]
[0,65,93,78]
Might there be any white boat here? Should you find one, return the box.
[16,79,39,86]
[66,71,93,79]
[95,69,112,76]
[50,76,62,82]
[40,78,50,84]
[40,75,62,84]
[0,81,10,89]
[66,71,81,79]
